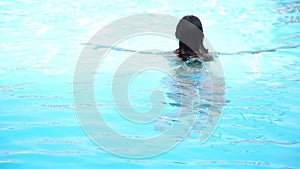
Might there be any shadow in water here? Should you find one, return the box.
[155,55,225,143]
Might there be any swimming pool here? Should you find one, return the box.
[1,0,300,168]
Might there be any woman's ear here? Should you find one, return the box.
[173,49,180,54]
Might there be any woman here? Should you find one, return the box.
[174,15,213,62]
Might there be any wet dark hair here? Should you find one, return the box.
[175,15,206,61]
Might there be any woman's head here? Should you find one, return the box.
[175,15,206,61]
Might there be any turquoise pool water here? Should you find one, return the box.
[1,0,300,168]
